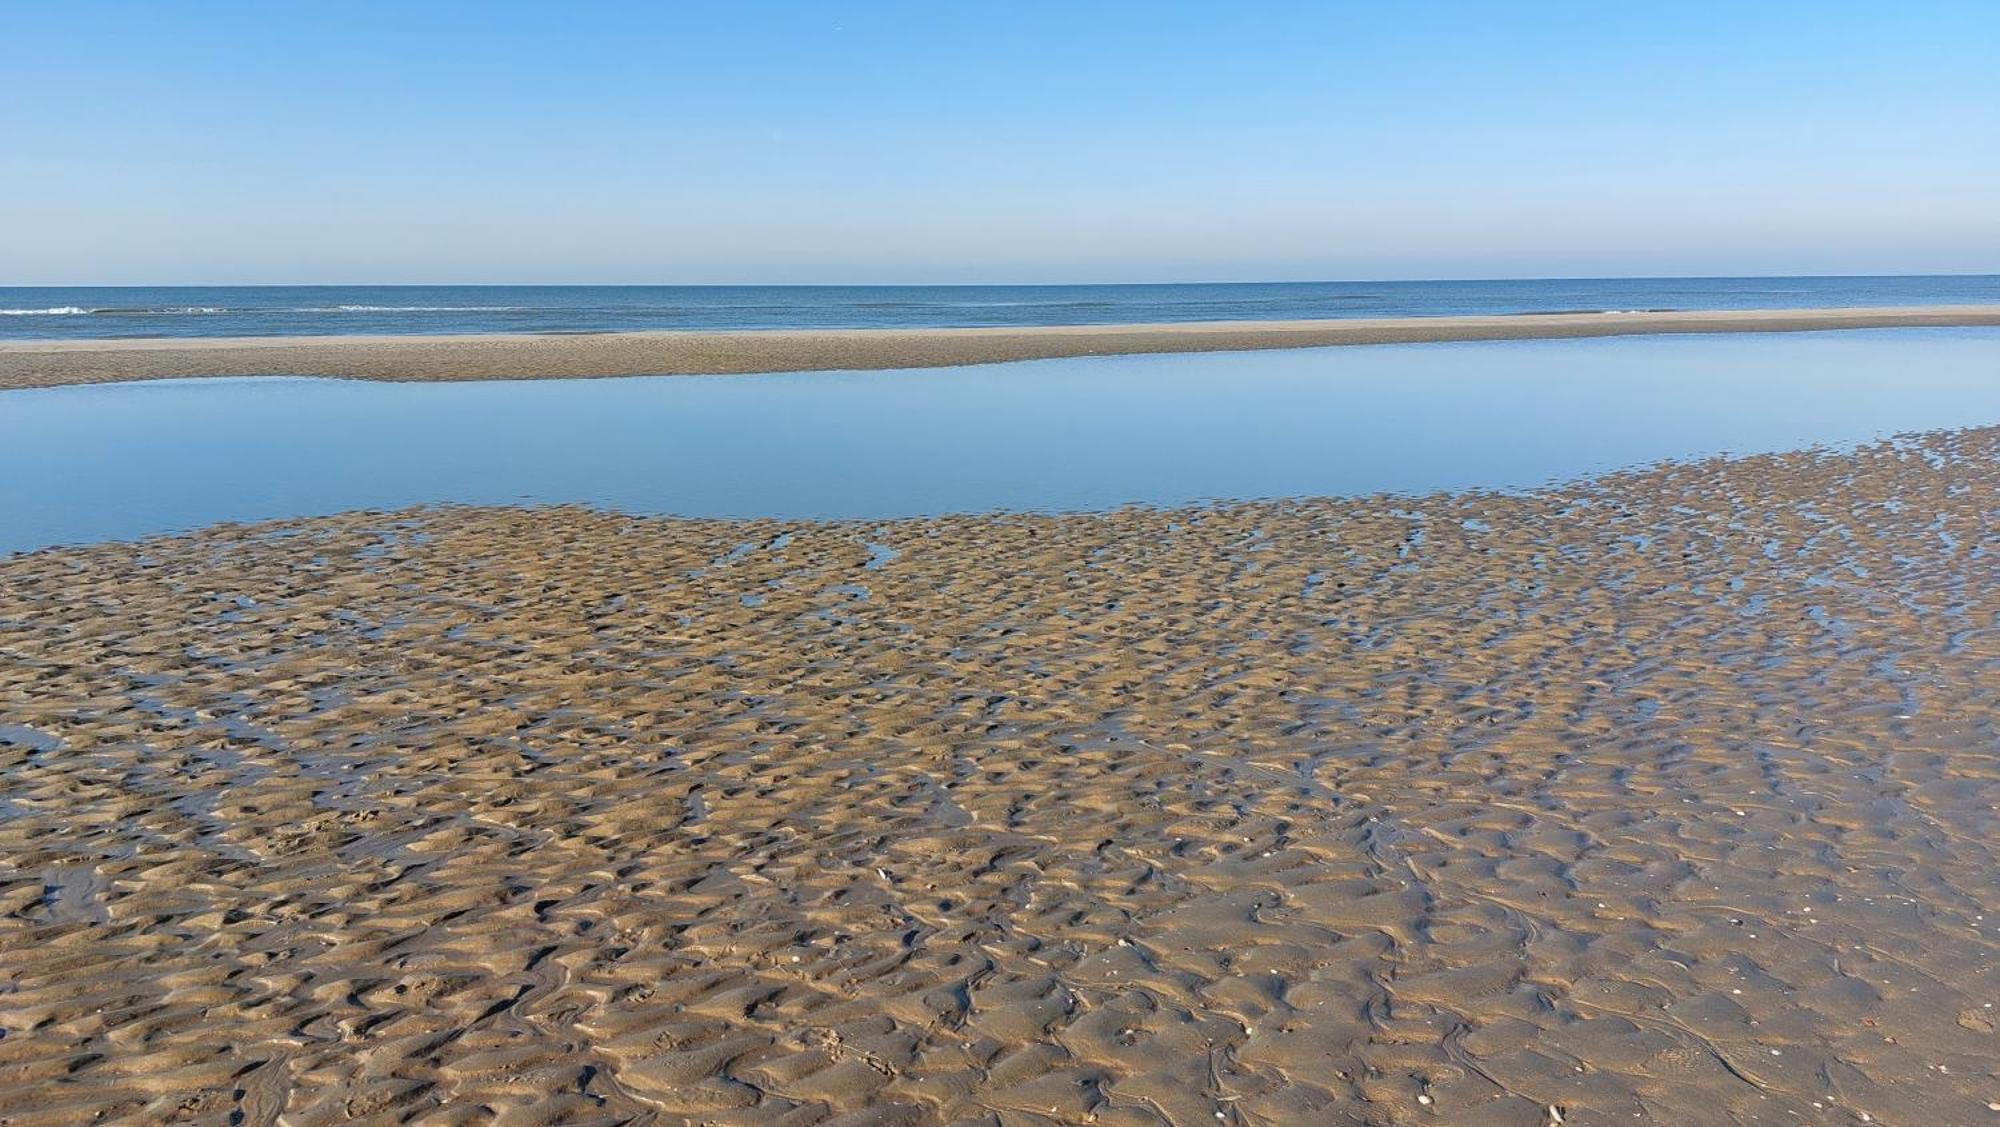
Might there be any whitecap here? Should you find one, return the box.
[292,305,529,313]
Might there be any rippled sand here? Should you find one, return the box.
[2,430,1997,1125]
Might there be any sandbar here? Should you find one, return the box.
[3,303,1999,388]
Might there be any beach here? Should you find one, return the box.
[13,1,1999,1123]
[4,304,2000,389]
[4,427,1996,1123]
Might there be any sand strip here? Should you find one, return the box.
[3,303,1998,388]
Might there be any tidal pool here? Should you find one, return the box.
[3,328,1998,554]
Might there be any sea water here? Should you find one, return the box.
[2,276,1998,341]
[3,328,1999,554]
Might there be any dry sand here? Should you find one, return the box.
[2,430,1998,1124]
[3,304,2000,389]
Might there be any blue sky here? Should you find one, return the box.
[4,1,1996,284]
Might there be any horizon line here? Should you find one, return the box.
[6,270,2000,290]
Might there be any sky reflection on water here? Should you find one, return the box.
[4,328,1998,555]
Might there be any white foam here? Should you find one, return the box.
[298,305,525,313]
[0,306,88,316]
[83,306,229,315]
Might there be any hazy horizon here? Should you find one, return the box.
[7,271,2000,291]
[6,2,1996,285]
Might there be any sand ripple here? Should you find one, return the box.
[2,431,1997,1123]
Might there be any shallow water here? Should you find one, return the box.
[3,327,1999,554]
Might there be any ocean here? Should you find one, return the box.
[3,276,1997,341]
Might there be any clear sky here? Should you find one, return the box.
[4,1,1996,285]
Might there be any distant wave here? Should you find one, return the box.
[850,299,1126,311]
[91,306,230,315]
[1507,307,1681,316]
[849,296,1392,312]
[1,306,230,316]
[297,305,532,313]
[0,303,534,317]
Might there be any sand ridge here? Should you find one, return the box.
[1,431,1998,1123]
[3,304,2000,389]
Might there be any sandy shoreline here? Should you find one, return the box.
[3,429,1997,1123]
[3,303,1999,388]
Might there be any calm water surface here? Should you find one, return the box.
[3,276,1998,339]
[3,329,1998,555]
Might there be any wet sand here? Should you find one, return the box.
[4,304,2000,389]
[3,430,1999,1124]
